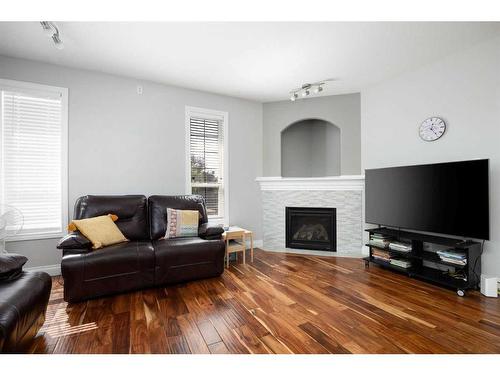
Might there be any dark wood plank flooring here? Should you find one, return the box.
[27,249,500,354]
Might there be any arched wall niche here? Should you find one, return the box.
[280,118,341,177]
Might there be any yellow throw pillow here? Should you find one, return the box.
[69,214,128,250]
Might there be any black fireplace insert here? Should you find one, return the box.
[285,207,336,251]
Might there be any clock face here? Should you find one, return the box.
[419,117,446,141]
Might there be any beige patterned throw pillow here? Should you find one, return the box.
[165,209,199,239]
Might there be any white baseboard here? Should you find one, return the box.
[253,240,263,248]
[25,264,61,276]
[362,245,370,256]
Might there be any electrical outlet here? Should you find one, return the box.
[137,85,143,95]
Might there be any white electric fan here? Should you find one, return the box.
[0,205,24,254]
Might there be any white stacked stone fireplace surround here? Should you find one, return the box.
[256,176,365,257]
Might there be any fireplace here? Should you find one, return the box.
[285,207,336,251]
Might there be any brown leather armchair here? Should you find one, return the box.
[0,271,52,352]
[58,195,225,302]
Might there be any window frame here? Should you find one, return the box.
[185,106,229,225]
[0,78,68,242]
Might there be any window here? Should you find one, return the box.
[0,79,68,240]
[185,106,228,223]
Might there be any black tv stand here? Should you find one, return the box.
[364,227,482,297]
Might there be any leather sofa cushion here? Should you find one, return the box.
[149,195,208,240]
[0,254,28,281]
[61,240,156,302]
[153,237,225,284]
[73,240,155,281]
[0,271,51,352]
[73,195,149,240]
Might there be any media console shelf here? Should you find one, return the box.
[363,227,482,296]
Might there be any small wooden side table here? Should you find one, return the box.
[222,226,254,266]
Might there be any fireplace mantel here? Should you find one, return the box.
[256,175,365,191]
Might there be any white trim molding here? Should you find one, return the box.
[0,78,69,242]
[185,106,229,225]
[256,175,365,191]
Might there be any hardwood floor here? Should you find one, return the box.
[27,249,500,354]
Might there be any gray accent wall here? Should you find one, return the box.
[361,35,500,276]
[263,93,361,176]
[0,55,263,269]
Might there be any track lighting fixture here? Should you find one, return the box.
[289,79,335,101]
[40,21,64,50]
[313,85,323,94]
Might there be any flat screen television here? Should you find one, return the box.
[365,159,489,240]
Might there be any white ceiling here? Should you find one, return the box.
[0,22,499,102]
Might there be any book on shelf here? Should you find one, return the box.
[436,249,466,260]
[369,235,391,248]
[388,241,412,253]
[370,233,392,238]
[372,250,390,262]
[372,255,390,263]
[369,240,390,248]
[446,269,467,281]
[389,258,412,268]
[435,249,467,265]
[372,248,390,257]
[438,257,467,265]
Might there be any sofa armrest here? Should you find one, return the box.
[198,223,224,240]
[57,232,92,253]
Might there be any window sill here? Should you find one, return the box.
[6,231,65,242]
[208,217,225,226]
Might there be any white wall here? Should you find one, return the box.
[0,55,263,269]
[361,36,500,276]
[263,93,361,176]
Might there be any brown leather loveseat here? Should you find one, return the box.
[58,195,225,302]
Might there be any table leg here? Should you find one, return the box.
[250,234,254,263]
[242,233,246,265]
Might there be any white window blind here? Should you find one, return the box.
[188,115,225,218]
[0,80,68,240]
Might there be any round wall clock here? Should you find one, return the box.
[419,117,446,142]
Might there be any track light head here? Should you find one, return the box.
[302,89,310,97]
[290,93,298,102]
[52,34,64,49]
[313,85,323,94]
